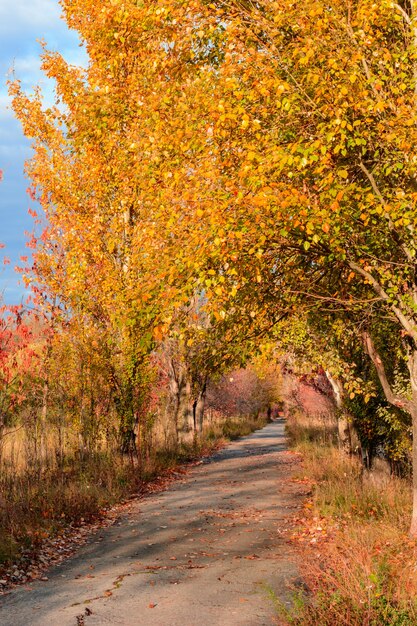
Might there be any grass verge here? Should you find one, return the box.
[278,413,417,626]
[0,413,267,574]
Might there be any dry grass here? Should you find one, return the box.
[278,413,417,626]
[286,409,338,446]
[0,412,267,569]
[296,441,410,527]
[204,413,268,442]
[0,451,141,563]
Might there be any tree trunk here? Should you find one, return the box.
[325,370,358,455]
[168,372,181,444]
[410,411,417,536]
[363,331,417,535]
[39,379,49,461]
[193,379,207,433]
[167,357,193,439]
[181,380,194,433]
[407,351,417,536]
[117,380,137,456]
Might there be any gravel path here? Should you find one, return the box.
[0,420,304,626]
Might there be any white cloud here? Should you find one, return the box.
[0,0,62,37]
[0,0,85,74]
[0,0,87,303]
[12,55,44,76]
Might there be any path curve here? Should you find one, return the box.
[0,420,303,626]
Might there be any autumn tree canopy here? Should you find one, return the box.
[10,0,417,532]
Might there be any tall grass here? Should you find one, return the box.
[279,412,417,626]
[0,413,267,569]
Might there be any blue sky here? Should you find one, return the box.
[0,0,85,304]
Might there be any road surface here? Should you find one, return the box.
[0,420,303,626]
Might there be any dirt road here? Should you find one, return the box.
[0,420,304,626]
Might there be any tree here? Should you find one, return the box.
[9,0,222,448]
[11,0,417,531]
[194,0,417,532]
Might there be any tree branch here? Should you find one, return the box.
[358,159,415,264]
[411,0,417,97]
[393,3,411,24]
[345,23,383,102]
[347,259,417,341]
[363,330,412,412]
